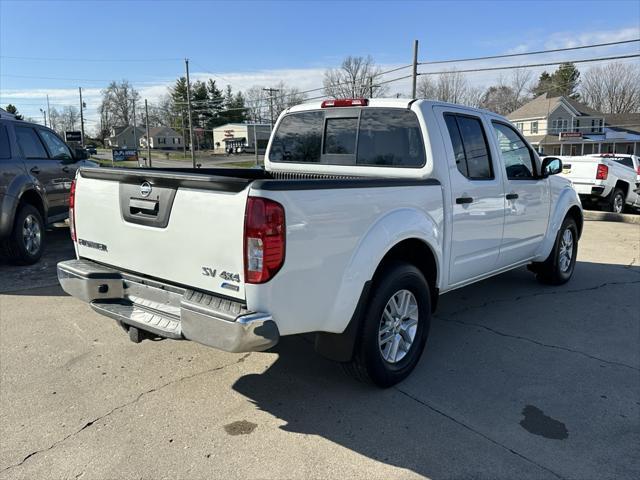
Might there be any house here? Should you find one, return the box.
[212,123,271,153]
[507,93,640,156]
[139,127,183,150]
[106,126,146,149]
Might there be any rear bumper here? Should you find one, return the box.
[57,259,279,353]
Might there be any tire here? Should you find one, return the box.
[1,204,45,265]
[609,188,625,214]
[534,216,578,285]
[343,261,431,388]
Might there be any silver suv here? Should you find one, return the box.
[0,109,97,264]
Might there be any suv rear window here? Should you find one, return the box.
[0,125,11,159]
[269,108,425,168]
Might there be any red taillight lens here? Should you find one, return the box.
[69,179,77,242]
[321,98,369,108]
[636,166,640,176]
[596,164,608,180]
[244,197,285,284]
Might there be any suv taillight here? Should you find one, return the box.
[244,197,285,284]
[596,164,608,180]
[69,179,77,242]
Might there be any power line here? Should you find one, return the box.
[0,55,182,63]
[418,53,640,76]
[419,38,640,65]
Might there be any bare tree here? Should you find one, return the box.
[417,69,482,106]
[245,86,266,123]
[478,70,532,115]
[323,55,389,98]
[59,106,79,133]
[246,81,307,123]
[580,62,640,114]
[99,80,140,129]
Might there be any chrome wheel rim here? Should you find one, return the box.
[378,289,419,364]
[614,194,624,213]
[558,228,574,273]
[22,214,41,255]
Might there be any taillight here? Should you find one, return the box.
[596,164,608,180]
[69,179,77,242]
[244,197,285,284]
[321,98,369,108]
[636,166,640,176]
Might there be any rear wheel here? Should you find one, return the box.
[533,216,578,285]
[1,204,45,265]
[609,188,625,214]
[343,261,431,388]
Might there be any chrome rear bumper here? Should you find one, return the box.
[57,259,279,352]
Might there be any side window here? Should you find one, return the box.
[269,111,323,163]
[0,125,11,159]
[38,129,73,160]
[15,126,48,159]
[492,122,536,179]
[444,113,493,179]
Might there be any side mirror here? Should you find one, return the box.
[74,148,90,161]
[541,157,562,177]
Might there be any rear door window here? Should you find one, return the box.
[0,125,11,159]
[15,126,48,159]
[614,157,633,169]
[443,113,493,179]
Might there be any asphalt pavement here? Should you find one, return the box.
[0,221,638,480]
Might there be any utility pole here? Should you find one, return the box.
[132,98,138,151]
[253,125,259,166]
[185,58,196,168]
[46,94,51,128]
[263,87,280,130]
[40,109,46,126]
[412,40,419,98]
[145,99,152,168]
[78,87,85,146]
[369,76,374,97]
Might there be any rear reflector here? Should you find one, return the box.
[596,164,608,180]
[244,197,285,284]
[321,98,369,108]
[69,179,77,242]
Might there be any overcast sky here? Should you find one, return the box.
[1,0,639,133]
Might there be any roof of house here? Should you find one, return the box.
[110,126,145,138]
[603,113,640,134]
[147,126,181,137]
[507,93,601,120]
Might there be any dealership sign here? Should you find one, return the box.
[112,149,139,162]
[65,131,82,142]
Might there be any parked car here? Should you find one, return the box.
[57,98,582,387]
[0,110,97,264]
[85,145,98,155]
[548,153,640,213]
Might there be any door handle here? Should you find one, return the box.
[455,196,473,204]
[506,193,519,200]
[30,166,40,175]
[62,166,70,173]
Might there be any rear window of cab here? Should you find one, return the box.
[269,108,426,168]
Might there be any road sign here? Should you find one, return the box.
[65,131,82,142]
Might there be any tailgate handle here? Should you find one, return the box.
[129,198,159,216]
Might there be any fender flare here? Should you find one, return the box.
[315,208,442,361]
[537,185,582,261]
[0,176,47,237]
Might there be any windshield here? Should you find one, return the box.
[269,108,426,168]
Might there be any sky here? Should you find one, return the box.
[1,0,639,133]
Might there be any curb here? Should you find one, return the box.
[583,210,640,224]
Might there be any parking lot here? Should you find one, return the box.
[0,220,638,480]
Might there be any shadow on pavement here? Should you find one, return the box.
[232,261,640,479]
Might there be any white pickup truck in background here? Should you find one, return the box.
[58,98,582,387]
[549,153,640,213]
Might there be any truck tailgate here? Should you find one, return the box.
[559,158,599,184]
[73,168,250,300]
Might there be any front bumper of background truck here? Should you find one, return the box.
[57,259,279,352]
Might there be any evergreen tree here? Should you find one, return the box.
[531,64,580,99]
[4,104,23,120]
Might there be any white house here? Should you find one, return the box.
[139,127,183,150]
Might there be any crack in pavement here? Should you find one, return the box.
[394,387,566,480]
[1,353,251,474]
[436,279,640,371]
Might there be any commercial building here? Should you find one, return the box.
[507,93,640,156]
[212,123,271,154]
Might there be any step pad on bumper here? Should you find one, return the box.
[91,301,182,339]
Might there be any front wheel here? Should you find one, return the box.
[343,261,431,388]
[533,216,578,285]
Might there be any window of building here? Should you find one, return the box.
[15,126,48,159]
[492,122,536,179]
[516,122,524,132]
[0,125,11,159]
[444,113,493,179]
[531,121,538,134]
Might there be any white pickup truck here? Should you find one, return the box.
[550,153,640,213]
[58,98,582,387]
